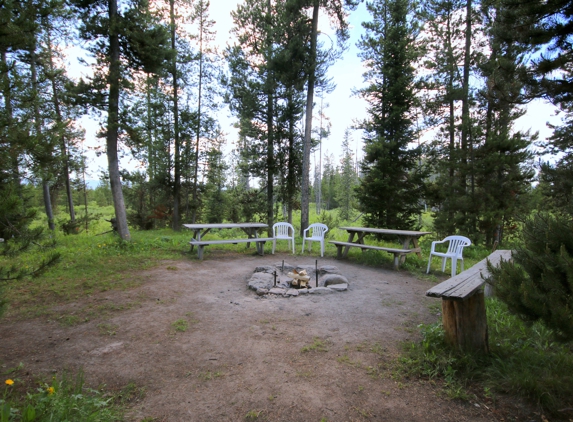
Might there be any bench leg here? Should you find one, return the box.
[442,293,489,354]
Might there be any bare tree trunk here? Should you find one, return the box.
[301,0,319,234]
[107,0,130,240]
[45,25,75,223]
[170,0,181,230]
[192,1,204,224]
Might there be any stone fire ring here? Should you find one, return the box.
[247,262,349,297]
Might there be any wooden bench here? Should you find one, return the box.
[425,249,512,353]
[189,237,275,260]
[329,241,412,269]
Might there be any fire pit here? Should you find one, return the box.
[247,261,349,297]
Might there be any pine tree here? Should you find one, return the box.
[473,0,535,247]
[356,0,425,230]
[488,213,573,342]
[71,0,171,240]
[336,128,357,221]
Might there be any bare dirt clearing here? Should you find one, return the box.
[0,253,537,421]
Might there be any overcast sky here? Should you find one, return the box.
[76,0,560,182]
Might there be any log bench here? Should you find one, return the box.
[329,240,412,269]
[425,249,512,353]
[189,237,274,260]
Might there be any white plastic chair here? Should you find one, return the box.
[272,222,296,254]
[301,223,329,257]
[426,235,472,277]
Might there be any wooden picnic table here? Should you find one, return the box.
[183,223,271,259]
[330,227,432,269]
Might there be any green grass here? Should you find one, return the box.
[1,370,122,422]
[301,337,329,353]
[397,298,573,415]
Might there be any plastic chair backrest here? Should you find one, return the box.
[444,235,471,257]
[308,223,328,238]
[273,222,294,238]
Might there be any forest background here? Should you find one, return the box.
[1,0,572,260]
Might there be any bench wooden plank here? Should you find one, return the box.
[426,250,512,300]
[189,237,274,260]
[190,237,274,246]
[329,240,411,269]
[329,241,410,253]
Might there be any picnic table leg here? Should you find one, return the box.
[392,254,400,270]
[241,228,257,248]
[341,232,357,258]
[197,245,204,260]
[190,229,211,252]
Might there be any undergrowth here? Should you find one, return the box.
[398,298,573,416]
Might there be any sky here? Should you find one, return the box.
[75,0,561,182]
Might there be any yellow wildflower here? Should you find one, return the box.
[47,386,55,395]
[5,379,14,386]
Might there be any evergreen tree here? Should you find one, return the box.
[71,0,171,240]
[298,0,356,234]
[336,128,357,221]
[473,0,535,246]
[488,213,573,342]
[356,0,425,230]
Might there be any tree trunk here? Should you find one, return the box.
[301,0,319,234]
[192,3,204,224]
[287,90,296,225]
[442,292,489,354]
[42,181,55,230]
[107,0,130,240]
[45,25,75,223]
[460,0,472,188]
[170,0,181,230]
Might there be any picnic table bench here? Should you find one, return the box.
[189,237,275,260]
[425,249,513,353]
[330,241,411,269]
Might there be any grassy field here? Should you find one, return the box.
[4,205,496,319]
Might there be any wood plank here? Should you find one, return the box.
[190,237,274,246]
[329,241,410,253]
[426,250,512,300]
[338,227,431,236]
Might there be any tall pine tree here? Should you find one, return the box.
[356,0,425,230]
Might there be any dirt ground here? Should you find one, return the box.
[0,252,540,421]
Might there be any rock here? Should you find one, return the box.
[286,289,299,297]
[254,265,275,274]
[308,287,333,294]
[269,288,286,295]
[90,342,123,356]
[328,283,348,292]
[274,262,295,272]
[319,265,339,274]
[256,288,269,296]
[297,288,309,294]
[247,273,274,291]
[321,274,349,287]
